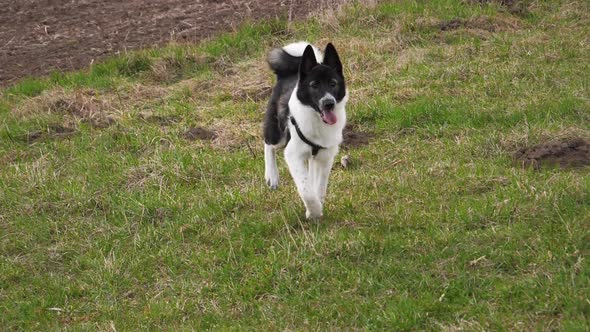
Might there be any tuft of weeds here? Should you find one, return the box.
[115,54,153,77]
[4,77,50,98]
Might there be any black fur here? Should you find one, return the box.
[263,77,296,145]
[263,43,345,146]
[296,44,346,115]
[323,43,344,78]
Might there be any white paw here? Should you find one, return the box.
[305,209,323,220]
[304,198,323,220]
[265,174,279,190]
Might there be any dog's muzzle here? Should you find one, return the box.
[320,96,336,111]
[321,99,335,111]
[319,95,338,125]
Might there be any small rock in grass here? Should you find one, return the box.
[341,154,351,168]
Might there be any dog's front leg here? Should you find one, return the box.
[313,146,338,203]
[264,143,279,189]
[284,144,322,219]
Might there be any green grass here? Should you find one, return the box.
[1,0,589,330]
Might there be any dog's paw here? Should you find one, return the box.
[265,176,279,190]
[304,199,323,220]
[305,209,323,220]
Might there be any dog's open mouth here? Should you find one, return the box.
[321,110,337,125]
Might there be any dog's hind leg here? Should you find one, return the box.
[263,94,284,189]
[264,143,279,189]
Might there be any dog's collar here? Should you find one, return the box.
[290,117,325,156]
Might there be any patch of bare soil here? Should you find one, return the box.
[513,138,590,169]
[342,122,373,149]
[0,0,323,86]
[182,127,217,141]
[21,124,76,143]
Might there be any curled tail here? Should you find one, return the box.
[267,48,300,78]
[267,41,323,78]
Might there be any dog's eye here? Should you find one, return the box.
[329,80,337,87]
[310,81,319,89]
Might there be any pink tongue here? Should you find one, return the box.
[322,111,337,125]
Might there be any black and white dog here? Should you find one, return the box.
[263,42,348,219]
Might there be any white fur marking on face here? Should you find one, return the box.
[282,41,324,62]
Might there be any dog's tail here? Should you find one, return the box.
[267,42,323,78]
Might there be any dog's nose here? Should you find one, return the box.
[322,99,335,110]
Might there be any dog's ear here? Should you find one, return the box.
[299,45,318,80]
[323,43,343,77]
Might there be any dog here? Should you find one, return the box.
[263,41,348,219]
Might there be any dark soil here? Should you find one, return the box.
[0,0,320,86]
[513,138,590,169]
[438,19,468,31]
[139,114,181,126]
[342,122,373,149]
[22,124,76,143]
[182,127,217,141]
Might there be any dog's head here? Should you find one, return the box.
[296,43,346,125]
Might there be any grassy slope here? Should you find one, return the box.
[1,0,589,330]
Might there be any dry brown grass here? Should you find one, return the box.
[125,163,167,191]
[222,60,274,103]
[14,89,118,127]
[124,83,169,104]
[307,0,352,31]
[174,57,273,104]
[550,1,590,22]
[210,117,260,151]
[148,57,186,83]
[13,83,170,129]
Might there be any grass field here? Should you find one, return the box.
[1,0,589,330]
